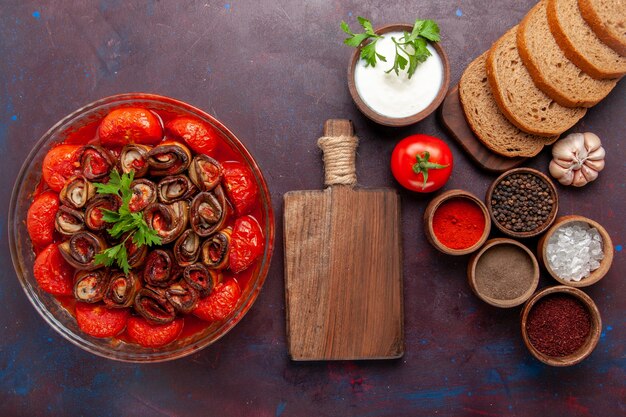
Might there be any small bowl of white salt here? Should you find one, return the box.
[538,215,614,287]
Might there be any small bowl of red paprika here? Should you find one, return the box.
[521,286,602,367]
[424,189,491,255]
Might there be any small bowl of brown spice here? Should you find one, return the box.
[486,168,558,238]
[467,238,539,308]
[521,286,601,366]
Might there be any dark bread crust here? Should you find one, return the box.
[547,0,626,79]
[517,1,617,107]
[460,53,557,157]
[487,26,586,137]
[579,0,626,56]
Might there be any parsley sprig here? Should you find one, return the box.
[93,170,161,273]
[341,17,386,67]
[341,17,441,78]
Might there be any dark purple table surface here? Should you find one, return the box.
[1,1,624,416]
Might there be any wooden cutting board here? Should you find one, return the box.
[283,119,404,361]
[439,85,526,173]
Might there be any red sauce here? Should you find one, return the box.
[83,148,109,176]
[31,107,267,348]
[89,208,104,226]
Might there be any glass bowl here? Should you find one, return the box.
[8,93,275,362]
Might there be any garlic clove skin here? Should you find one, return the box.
[552,133,584,158]
[580,164,599,183]
[586,146,605,162]
[549,160,574,185]
[552,156,575,169]
[582,132,602,153]
[586,159,605,172]
[571,170,588,187]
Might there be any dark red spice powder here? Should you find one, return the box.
[432,198,485,249]
[526,294,591,357]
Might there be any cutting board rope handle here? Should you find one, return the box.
[317,119,359,187]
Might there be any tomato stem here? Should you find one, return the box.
[412,151,449,188]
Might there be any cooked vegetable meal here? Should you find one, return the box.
[27,107,266,348]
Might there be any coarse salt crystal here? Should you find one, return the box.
[546,222,604,282]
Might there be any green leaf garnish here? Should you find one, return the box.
[417,19,440,42]
[341,17,383,67]
[342,17,440,78]
[93,169,161,272]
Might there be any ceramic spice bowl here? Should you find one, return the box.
[423,189,491,255]
[486,167,558,239]
[538,215,614,288]
[467,238,539,308]
[347,23,451,127]
[521,286,602,367]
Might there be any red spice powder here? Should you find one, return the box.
[432,198,485,249]
[526,294,591,357]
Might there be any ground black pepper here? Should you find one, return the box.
[474,244,534,300]
[491,173,554,233]
[526,295,591,357]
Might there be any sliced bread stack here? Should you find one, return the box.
[459,0,624,158]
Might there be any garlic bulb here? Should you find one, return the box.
[549,132,605,187]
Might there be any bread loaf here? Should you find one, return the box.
[578,0,626,56]
[460,53,557,158]
[517,1,617,107]
[547,0,626,79]
[487,27,587,137]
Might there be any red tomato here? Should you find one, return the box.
[193,279,242,322]
[165,116,219,155]
[390,134,453,193]
[126,317,184,348]
[42,144,81,192]
[75,303,129,338]
[27,191,59,247]
[222,161,259,216]
[98,107,163,146]
[33,243,74,296]
[229,215,264,273]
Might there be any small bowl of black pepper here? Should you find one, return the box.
[486,168,558,238]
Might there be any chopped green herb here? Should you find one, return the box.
[341,17,441,78]
[93,170,161,273]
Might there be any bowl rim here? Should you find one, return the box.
[467,238,540,308]
[347,23,451,127]
[485,167,559,238]
[423,189,491,255]
[520,285,602,366]
[538,215,613,287]
[8,92,275,362]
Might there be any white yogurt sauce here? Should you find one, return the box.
[354,32,444,119]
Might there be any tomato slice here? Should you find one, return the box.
[126,317,184,348]
[222,161,259,216]
[75,303,129,338]
[42,144,81,192]
[98,107,163,146]
[165,116,219,156]
[27,191,59,247]
[229,215,264,273]
[193,279,242,322]
[33,243,74,296]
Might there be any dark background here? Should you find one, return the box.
[0,1,623,416]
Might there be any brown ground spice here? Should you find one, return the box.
[474,244,534,300]
[526,295,591,357]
